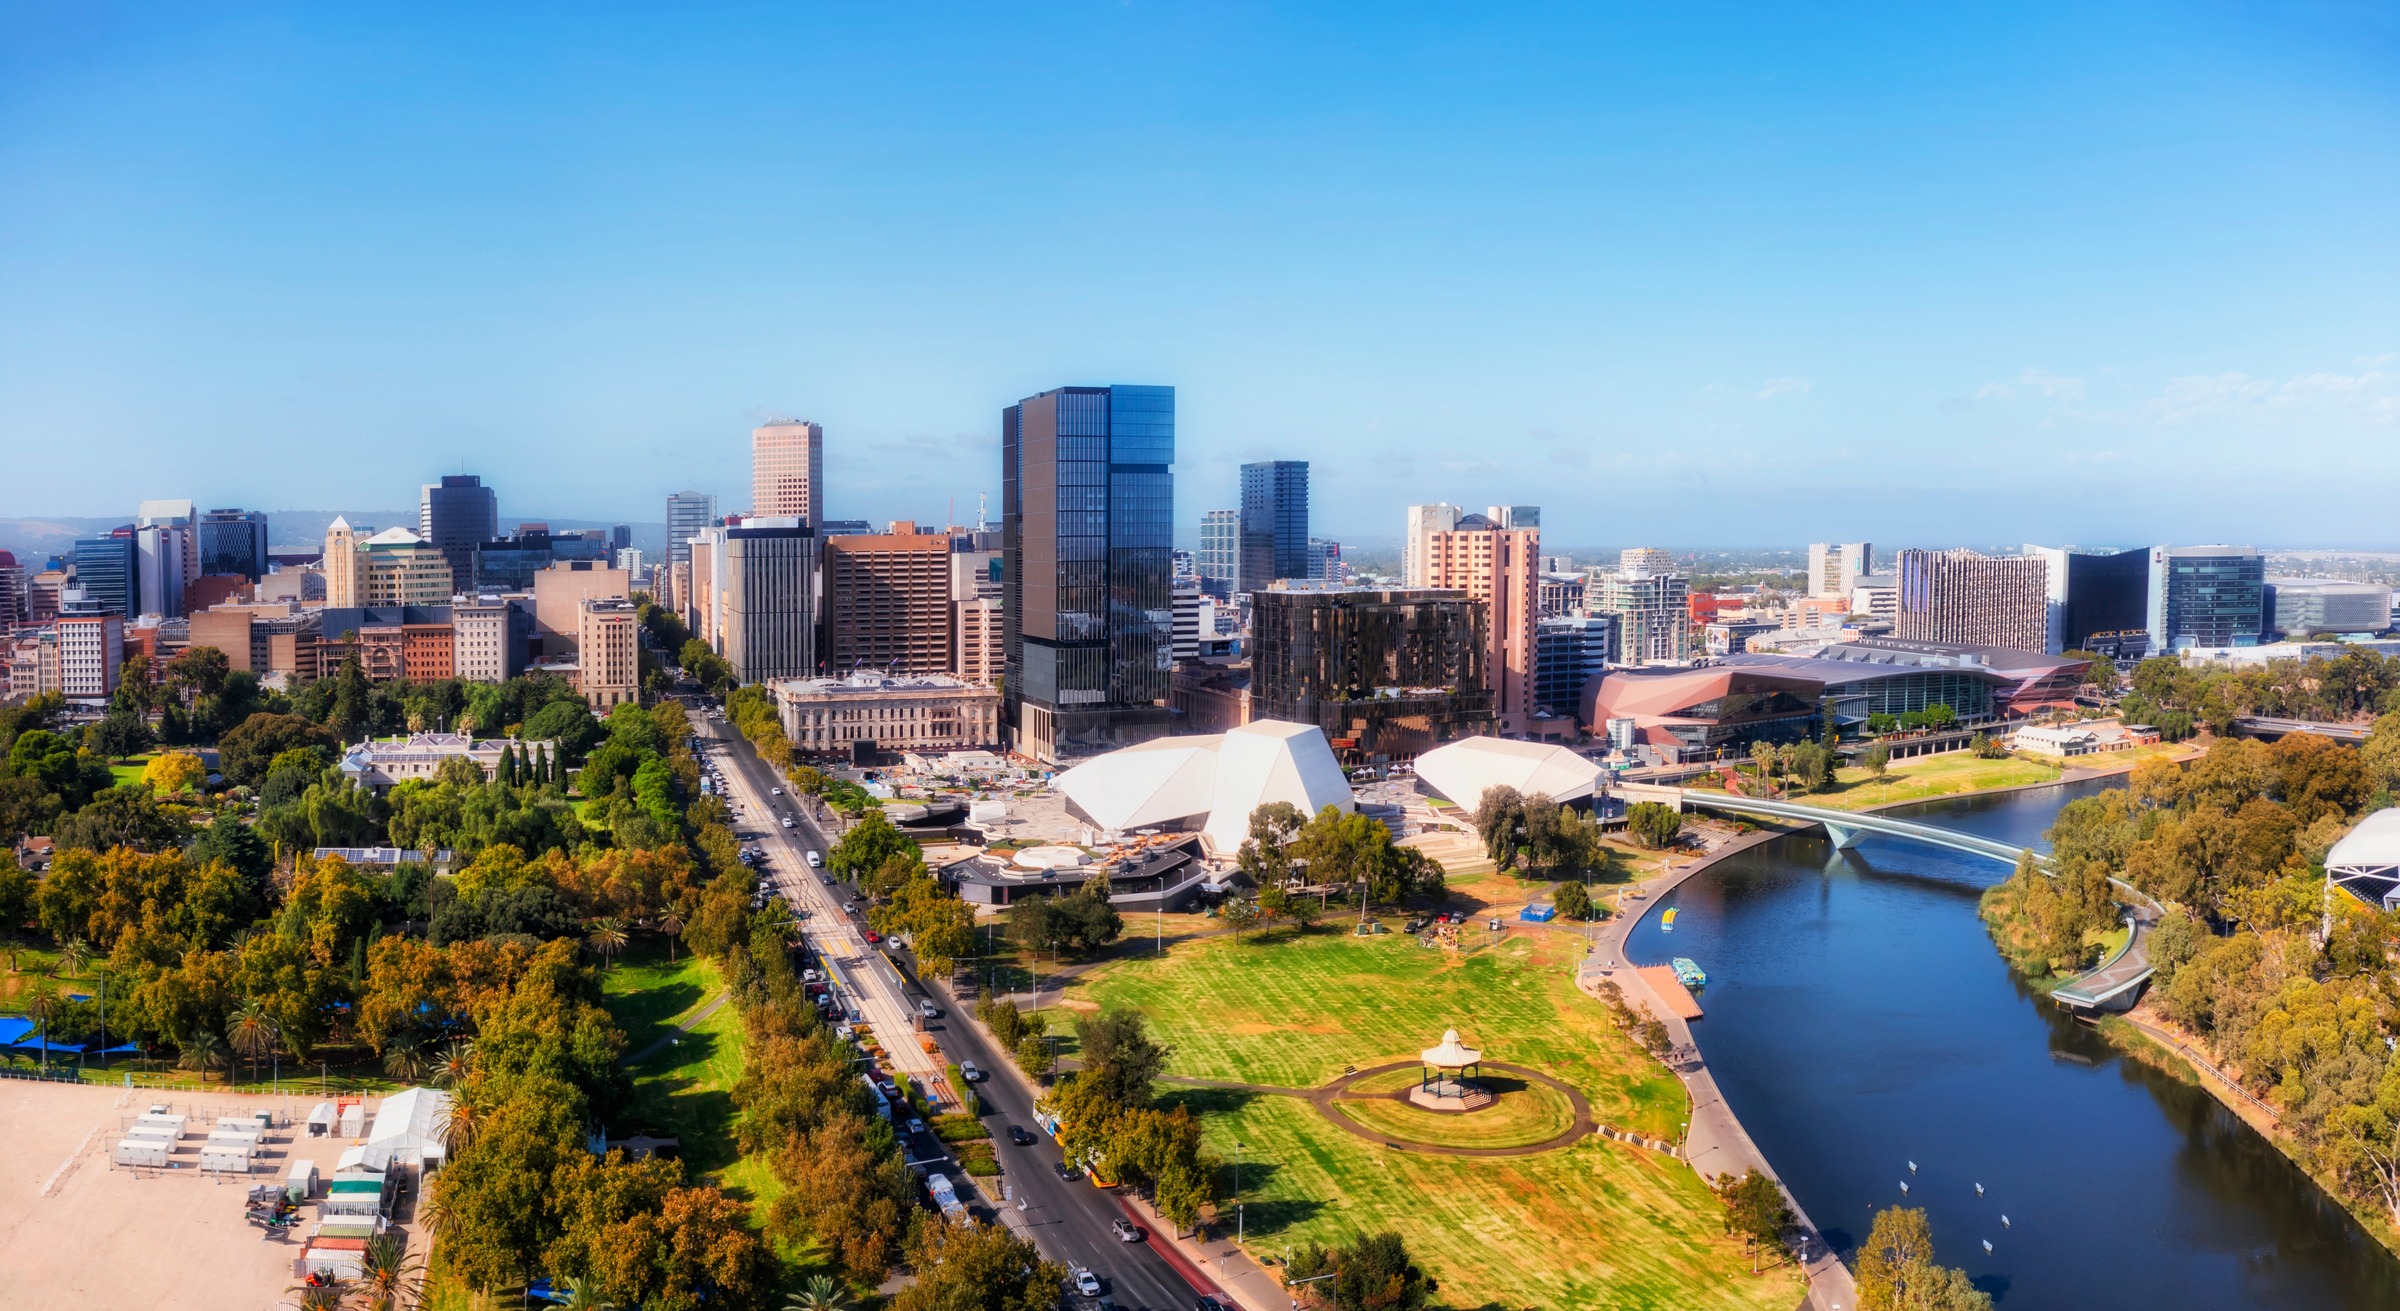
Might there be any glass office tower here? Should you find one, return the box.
[198,509,271,580]
[72,532,137,617]
[1239,460,1310,591]
[2148,545,2265,650]
[1003,384,1175,764]
[420,475,500,593]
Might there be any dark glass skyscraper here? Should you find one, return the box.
[1003,384,1175,764]
[72,531,137,617]
[1239,460,1310,591]
[2061,547,2152,658]
[197,509,271,580]
[420,474,500,593]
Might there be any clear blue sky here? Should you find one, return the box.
[3,3,2394,549]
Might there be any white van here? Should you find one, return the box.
[805,850,823,868]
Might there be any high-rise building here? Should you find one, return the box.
[71,532,137,617]
[721,519,820,683]
[1001,383,1175,764]
[418,475,499,594]
[1306,538,1342,581]
[1537,573,1586,618]
[351,528,453,607]
[1239,461,1310,592]
[0,550,21,630]
[2021,545,2150,657]
[1895,549,2049,651]
[1248,585,1494,762]
[665,492,718,603]
[1488,505,1540,530]
[135,500,199,596]
[451,597,525,684]
[134,524,190,617]
[1198,509,1239,598]
[611,524,631,551]
[614,548,647,581]
[951,546,1003,604]
[1425,519,1540,735]
[826,522,953,676]
[471,530,613,594]
[198,509,271,580]
[752,420,825,524]
[1535,613,1619,722]
[1403,504,1462,589]
[56,590,123,700]
[1620,547,1676,578]
[2266,579,2393,639]
[1599,570,1690,664]
[1807,543,1873,598]
[2148,545,2265,651]
[953,597,1002,685]
[530,561,633,660]
[577,598,641,710]
[323,517,365,608]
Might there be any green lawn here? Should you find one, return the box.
[1068,925,1792,1310]
[1811,752,2065,810]
[1333,1078,1575,1148]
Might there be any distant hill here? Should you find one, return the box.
[0,513,669,569]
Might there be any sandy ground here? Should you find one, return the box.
[0,1079,421,1311]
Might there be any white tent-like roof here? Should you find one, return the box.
[1200,722,1354,855]
[1414,736,1604,809]
[361,1086,451,1172]
[1420,1029,1482,1068]
[2326,809,2400,908]
[1054,735,1223,832]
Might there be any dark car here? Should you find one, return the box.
[1053,1160,1082,1181]
[1009,1125,1036,1145]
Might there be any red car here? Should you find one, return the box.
[863,931,881,944]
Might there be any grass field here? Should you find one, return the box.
[1332,1078,1576,1148]
[1070,924,1794,1309]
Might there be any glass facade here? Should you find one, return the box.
[2150,547,2265,650]
[1828,671,1996,718]
[2061,547,2151,658]
[198,509,270,579]
[72,533,136,617]
[1003,384,1175,762]
[1239,460,1310,590]
[666,492,718,569]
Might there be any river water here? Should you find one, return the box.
[1626,779,2400,1308]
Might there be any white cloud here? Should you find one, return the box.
[2142,368,2396,424]
[1756,377,1811,400]
[1976,368,2085,402]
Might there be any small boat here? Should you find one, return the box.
[1899,1181,1910,1194]
[1672,957,1707,988]
[1661,908,1678,932]
[1983,1239,1994,1254]
[1975,1182,1985,1196]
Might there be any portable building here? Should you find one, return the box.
[197,1145,254,1173]
[133,1113,186,1137]
[113,1138,172,1168]
[216,1116,266,1135]
[285,1158,319,1201]
[322,1173,390,1217]
[302,1247,365,1279]
[307,1102,337,1136]
[339,1101,366,1138]
[307,1236,368,1252]
[313,1220,381,1241]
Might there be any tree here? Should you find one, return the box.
[1471,786,1528,871]
[1075,1008,1170,1107]
[177,1026,230,1082]
[88,711,155,763]
[890,1218,1066,1311]
[1219,897,1263,942]
[1626,801,1684,850]
[355,1230,423,1311]
[433,1076,589,1295]
[827,811,919,882]
[1864,742,1891,782]
[1713,1169,1793,1272]
[142,750,209,794]
[227,998,279,1084]
[1236,800,1307,888]
[1331,1231,1430,1311]
[52,785,188,854]
[784,1274,854,1310]
[219,714,339,786]
[586,917,629,970]
[1854,1205,1990,1311]
[167,645,232,704]
[1553,879,1593,921]
[1015,1032,1056,1077]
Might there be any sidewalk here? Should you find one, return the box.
[1582,826,1860,1311]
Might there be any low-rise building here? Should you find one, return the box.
[775,672,1001,759]
[337,733,559,794]
[451,596,529,684]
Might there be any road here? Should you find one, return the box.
[690,701,1218,1311]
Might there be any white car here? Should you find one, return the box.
[805,851,823,868]
[906,1118,927,1136]
[959,1061,981,1082]
[1074,1269,1101,1297]
[782,818,794,829]
[772,787,782,795]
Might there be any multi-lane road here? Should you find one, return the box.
[687,700,1223,1311]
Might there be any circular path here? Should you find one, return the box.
[1314,1061,1596,1156]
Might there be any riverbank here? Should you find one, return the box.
[1580,821,1859,1311]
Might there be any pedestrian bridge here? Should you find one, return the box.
[1676,790,2156,1011]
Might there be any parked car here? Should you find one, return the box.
[1008,1125,1035,1145]
[864,931,882,944]
[1110,1219,1142,1243]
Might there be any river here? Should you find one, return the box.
[1626,779,2400,1308]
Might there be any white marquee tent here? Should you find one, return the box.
[1413,736,1603,810]
[1053,721,1354,855]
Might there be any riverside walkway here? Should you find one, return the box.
[1677,789,2159,1011]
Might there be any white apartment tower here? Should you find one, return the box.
[1808,543,1874,599]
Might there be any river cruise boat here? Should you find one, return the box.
[1671,957,1707,988]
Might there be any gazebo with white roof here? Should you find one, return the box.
[1417,1028,1485,1102]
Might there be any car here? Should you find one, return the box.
[1194,1299,1228,1311]
[918,1000,939,1019]
[864,931,881,944]
[821,875,835,886]
[1073,1269,1101,1297]
[1110,1219,1142,1242]
[802,969,821,982]
[805,850,823,868]
[906,1118,927,1136]
[781,818,794,828]
[960,1061,982,1081]
[1053,1160,1082,1181]
[1008,1125,1035,1145]
[771,786,782,795]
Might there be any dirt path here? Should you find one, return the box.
[623,991,732,1065]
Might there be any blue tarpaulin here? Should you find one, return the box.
[1519,903,1557,922]
[0,1018,33,1044]
[10,1037,83,1053]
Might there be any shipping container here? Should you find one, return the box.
[113,1139,171,1167]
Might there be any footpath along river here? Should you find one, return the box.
[1627,778,2400,1308]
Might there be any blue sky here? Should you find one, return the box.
[2,3,2394,549]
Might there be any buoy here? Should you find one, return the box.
[1983,1239,1993,1254]
[1899,1181,1910,1193]
[1908,1160,1918,1173]
[1975,1182,1985,1196]
[2001,1215,2011,1227]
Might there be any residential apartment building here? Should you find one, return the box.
[57,593,122,700]
[776,672,1002,757]
[578,598,641,710]
[420,475,499,593]
[1001,383,1175,764]
[1248,586,1494,762]
[1402,503,1462,589]
[1198,509,1239,598]
[826,523,952,676]
[721,519,819,683]
[1239,461,1310,592]
[1894,548,2049,651]
[1423,517,1539,735]
[752,420,825,524]
[198,509,271,580]
[954,597,1001,685]
[451,597,525,684]
[1600,568,1690,664]
[1620,547,1676,577]
[1807,542,1874,598]
[1537,572,1586,618]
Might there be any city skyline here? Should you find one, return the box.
[3,6,2394,544]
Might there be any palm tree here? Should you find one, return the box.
[785,1275,854,1310]
[383,1034,428,1083]
[51,934,90,979]
[228,998,278,1086]
[356,1231,422,1311]
[177,1028,229,1084]
[430,1038,476,1090]
[555,1279,619,1311]
[658,910,686,963]
[436,1098,477,1156]
[586,917,629,971]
